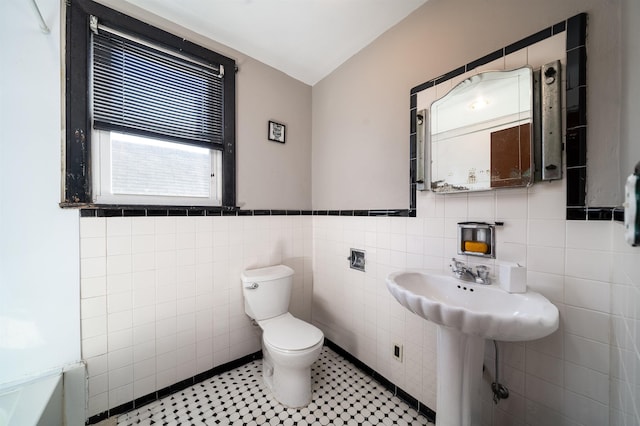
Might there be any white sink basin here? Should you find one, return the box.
[386,270,559,342]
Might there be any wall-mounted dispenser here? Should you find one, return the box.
[457,222,497,258]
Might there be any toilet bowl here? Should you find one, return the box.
[241,265,324,408]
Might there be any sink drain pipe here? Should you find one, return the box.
[491,340,509,404]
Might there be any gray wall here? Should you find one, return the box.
[99,0,313,211]
[311,0,622,209]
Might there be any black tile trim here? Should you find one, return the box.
[614,208,624,222]
[434,66,466,85]
[466,48,504,71]
[86,350,262,425]
[408,18,567,214]
[409,21,564,96]
[78,19,597,224]
[408,13,607,222]
[566,207,587,220]
[563,14,592,220]
[410,80,434,95]
[553,20,567,35]
[505,27,552,55]
[587,208,614,221]
[75,208,409,218]
[566,206,621,222]
[566,13,587,50]
[324,339,436,424]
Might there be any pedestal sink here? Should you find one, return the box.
[386,270,559,426]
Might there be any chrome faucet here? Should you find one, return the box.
[450,258,491,284]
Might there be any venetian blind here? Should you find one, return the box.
[91,23,224,147]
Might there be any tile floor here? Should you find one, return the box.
[115,347,434,425]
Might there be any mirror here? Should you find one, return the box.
[427,67,533,193]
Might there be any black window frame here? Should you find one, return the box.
[64,0,236,208]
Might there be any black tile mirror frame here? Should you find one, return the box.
[409,13,618,221]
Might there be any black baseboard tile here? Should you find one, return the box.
[396,386,419,407]
[156,383,175,399]
[107,401,134,419]
[133,392,157,409]
[85,350,262,425]
[419,403,437,423]
[169,377,196,394]
[323,338,436,422]
[86,411,108,425]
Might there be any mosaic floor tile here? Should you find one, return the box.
[118,347,434,425]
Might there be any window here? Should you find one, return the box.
[64,0,236,207]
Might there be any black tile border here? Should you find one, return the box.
[408,17,569,96]
[86,350,263,425]
[324,339,437,423]
[564,14,589,220]
[408,13,618,222]
[80,207,413,218]
[86,340,437,425]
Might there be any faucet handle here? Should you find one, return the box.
[450,258,464,270]
[475,265,490,279]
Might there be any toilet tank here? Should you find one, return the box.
[241,265,294,320]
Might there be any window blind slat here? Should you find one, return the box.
[92,29,224,145]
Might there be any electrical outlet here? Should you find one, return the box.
[393,343,403,362]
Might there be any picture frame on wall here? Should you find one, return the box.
[268,120,286,143]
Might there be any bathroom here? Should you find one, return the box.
[1,0,639,424]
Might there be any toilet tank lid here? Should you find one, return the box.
[241,265,294,282]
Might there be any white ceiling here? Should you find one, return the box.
[123,0,428,85]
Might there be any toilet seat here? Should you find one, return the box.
[259,313,323,351]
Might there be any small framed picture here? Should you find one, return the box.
[268,120,286,143]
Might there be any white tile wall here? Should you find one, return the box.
[609,223,640,425]
[80,215,313,416]
[79,210,640,424]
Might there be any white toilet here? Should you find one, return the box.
[241,264,324,408]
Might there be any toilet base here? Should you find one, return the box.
[261,339,323,408]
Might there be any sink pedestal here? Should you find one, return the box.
[436,325,485,426]
[385,270,560,425]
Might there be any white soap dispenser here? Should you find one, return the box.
[498,262,527,293]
